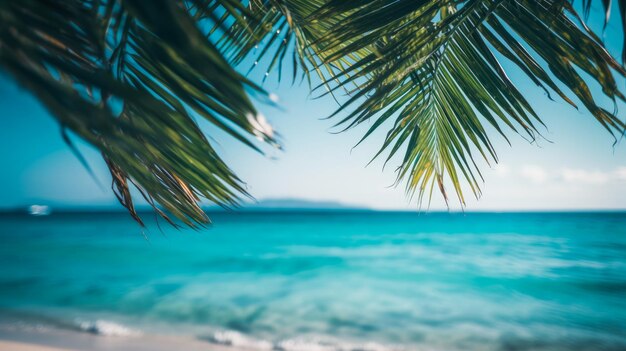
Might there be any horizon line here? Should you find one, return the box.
[2,207,626,214]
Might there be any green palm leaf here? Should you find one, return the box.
[309,0,626,206]
[0,0,278,226]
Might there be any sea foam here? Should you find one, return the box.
[204,330,273,349]
[204,330,399,351]
[76,319,141,337]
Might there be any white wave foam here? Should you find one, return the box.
[204,330,399,351]
[76,320,141,337]
[276,338,397,351]
[207,330,273,350]
[275,338,336,351]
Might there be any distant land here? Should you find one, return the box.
[238,198,370,211]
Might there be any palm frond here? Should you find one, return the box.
[309,0,626,206]
[0,0,279,227]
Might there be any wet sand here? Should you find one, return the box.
[0,327,241,351]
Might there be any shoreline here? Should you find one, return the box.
[0,327,243,351]
[0,341,76,351]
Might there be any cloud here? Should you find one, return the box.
[520,165,548,183]
[515,165,626,185]
[560,168,611,184]
[615,167,626,180]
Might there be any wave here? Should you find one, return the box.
[202,329,401,351]
[276,338,396,351]
[203,330,273,349]
[76,319,141,337]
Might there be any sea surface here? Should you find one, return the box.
[0,211,625,350]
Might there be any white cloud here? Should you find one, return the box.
[561,168,611,184]
[515,166,626,185]
[520,165,548,183]
[614,167,626,180]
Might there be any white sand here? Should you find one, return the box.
[0,327,243,351]
[0,341,77,351]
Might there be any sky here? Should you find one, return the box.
[1,5,626,211]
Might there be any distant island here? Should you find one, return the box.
[237,198,370,211]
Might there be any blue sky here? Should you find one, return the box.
[2,5,626,211]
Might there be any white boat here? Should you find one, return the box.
[28,205,51,216]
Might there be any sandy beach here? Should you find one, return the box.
[0,341,77,351]
[0,327,241,351]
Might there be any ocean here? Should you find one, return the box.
[0,211,625,350]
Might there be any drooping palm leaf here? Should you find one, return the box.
[0,0,278,226]
[303,0,626,206]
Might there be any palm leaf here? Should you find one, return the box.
[0,0,279,227]
[307,0,626,206]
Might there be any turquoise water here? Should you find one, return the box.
[0,211,625,350]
